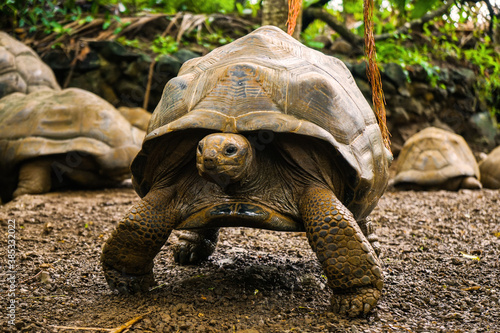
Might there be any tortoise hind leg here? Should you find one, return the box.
[173,228,220,265]
[101,189,176,294]
[13,158,52,198]
[459,176,482,190]
[299,187,383,317]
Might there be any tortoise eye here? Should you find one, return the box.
[197,143,204,154]
[224,145,237,156]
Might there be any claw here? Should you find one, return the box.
[331,287,380,317]
[102,264,156,295]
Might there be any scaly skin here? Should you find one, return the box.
[173,229,220,264]
[101,189,175,294]
[300,187,383,317]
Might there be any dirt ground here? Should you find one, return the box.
[0,182,499,333]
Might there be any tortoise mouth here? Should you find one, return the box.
[177,202,303,232]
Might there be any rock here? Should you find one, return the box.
[382,79,397,95]
[42,49,72,71]
[115,80,145,105]
[100,57,121,84]
[438,68,450,82]
[451,67,476,86]
[383,62,407,87]
[469,111,498,146]
[314,34,332,49]
[398,86,411,97]
[391,107,410,124]
[410,82,430,97]
[408,64,428,82]
[87,40,140,62]
[40,271,52,284]
[75,49,100,71]
[351,62,368,80]
[355,78,372,100]
[156,54,182,75]
[330,39,352,55]
[173,49,200,63]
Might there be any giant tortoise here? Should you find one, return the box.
[101,26,392,317]
[0,32,60,98]
[479,145,500,189]
[393,126,481,190]
[0,88,145,202]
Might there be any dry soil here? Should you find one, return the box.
[0,184,499,332]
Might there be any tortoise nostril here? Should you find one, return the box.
[204,157,216,170]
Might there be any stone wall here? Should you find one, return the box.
[42,41,499,155]
[348,61,499,155]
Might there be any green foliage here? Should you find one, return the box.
[235,0,260,18]
[386,0,442,19]
[375,36,441,87]
[463,40,500,117]
[0,0,83,34]
[0,0,236,35]
[151,35,178,56]
[190,0,235,14]
[158,0,235,14]
[116,36,141,49]
[202,32,233,46]
[410,0,439,19]
[301,19,327,49]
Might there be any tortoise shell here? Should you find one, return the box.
[0,88,144,184]
[0,32,60,98]
[479,146,500,189]
[131,26,392,221]
[117,106,152,132]
[393,127,480,189]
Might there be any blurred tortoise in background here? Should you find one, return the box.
[392,127,481,191]
[0,88,145,202]
[0,32,60,98]
[101,26,392,317]
[117,106,152,132]
[479,146,500,189]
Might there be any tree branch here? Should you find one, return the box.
[303,7,364,48]
[303,1,455,47]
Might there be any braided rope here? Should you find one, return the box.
[364,0,391,150]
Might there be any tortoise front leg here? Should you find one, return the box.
[101,189,175,294]
[300,187,383,317]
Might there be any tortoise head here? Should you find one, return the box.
[196,133,254,187]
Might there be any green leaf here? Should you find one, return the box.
[411,0,439,19]
[393,0,407,13]
[304,40,325,50]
